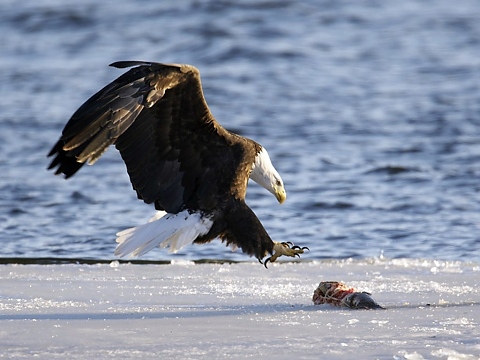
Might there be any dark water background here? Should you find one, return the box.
[1,0,479,262]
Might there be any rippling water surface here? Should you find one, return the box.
[1,0,479,262]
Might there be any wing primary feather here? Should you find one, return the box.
[62,110,111,151]
[76,129,113,164]
[81,103,144,163]
[110,61,154,69]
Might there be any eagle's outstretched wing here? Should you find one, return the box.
[48,61,251,213]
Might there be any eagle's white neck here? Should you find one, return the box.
[250,147,286,203]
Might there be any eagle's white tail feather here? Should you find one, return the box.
[148,211,167,222]
[115,210,213,258]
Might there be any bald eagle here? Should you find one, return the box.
[48,61,307,267]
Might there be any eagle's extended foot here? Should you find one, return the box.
[263,242,309,268]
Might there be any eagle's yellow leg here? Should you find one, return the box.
[263,242,309,268]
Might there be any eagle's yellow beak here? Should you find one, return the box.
[275,187,287,204]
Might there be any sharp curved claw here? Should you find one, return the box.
[282,244,310,251]
[264,257,271,269]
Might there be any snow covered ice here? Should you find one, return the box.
[1,259,479,359]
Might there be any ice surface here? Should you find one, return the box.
[1,259,479,359]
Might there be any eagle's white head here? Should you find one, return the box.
[250,147,286,204]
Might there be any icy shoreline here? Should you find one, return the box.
[1,259,479,359]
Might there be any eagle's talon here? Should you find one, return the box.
[263,241,309,268]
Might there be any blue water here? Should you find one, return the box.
[1,0,480,263]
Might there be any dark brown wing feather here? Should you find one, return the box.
[47,61,259,214]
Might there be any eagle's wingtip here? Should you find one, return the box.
[109,61,153,69]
